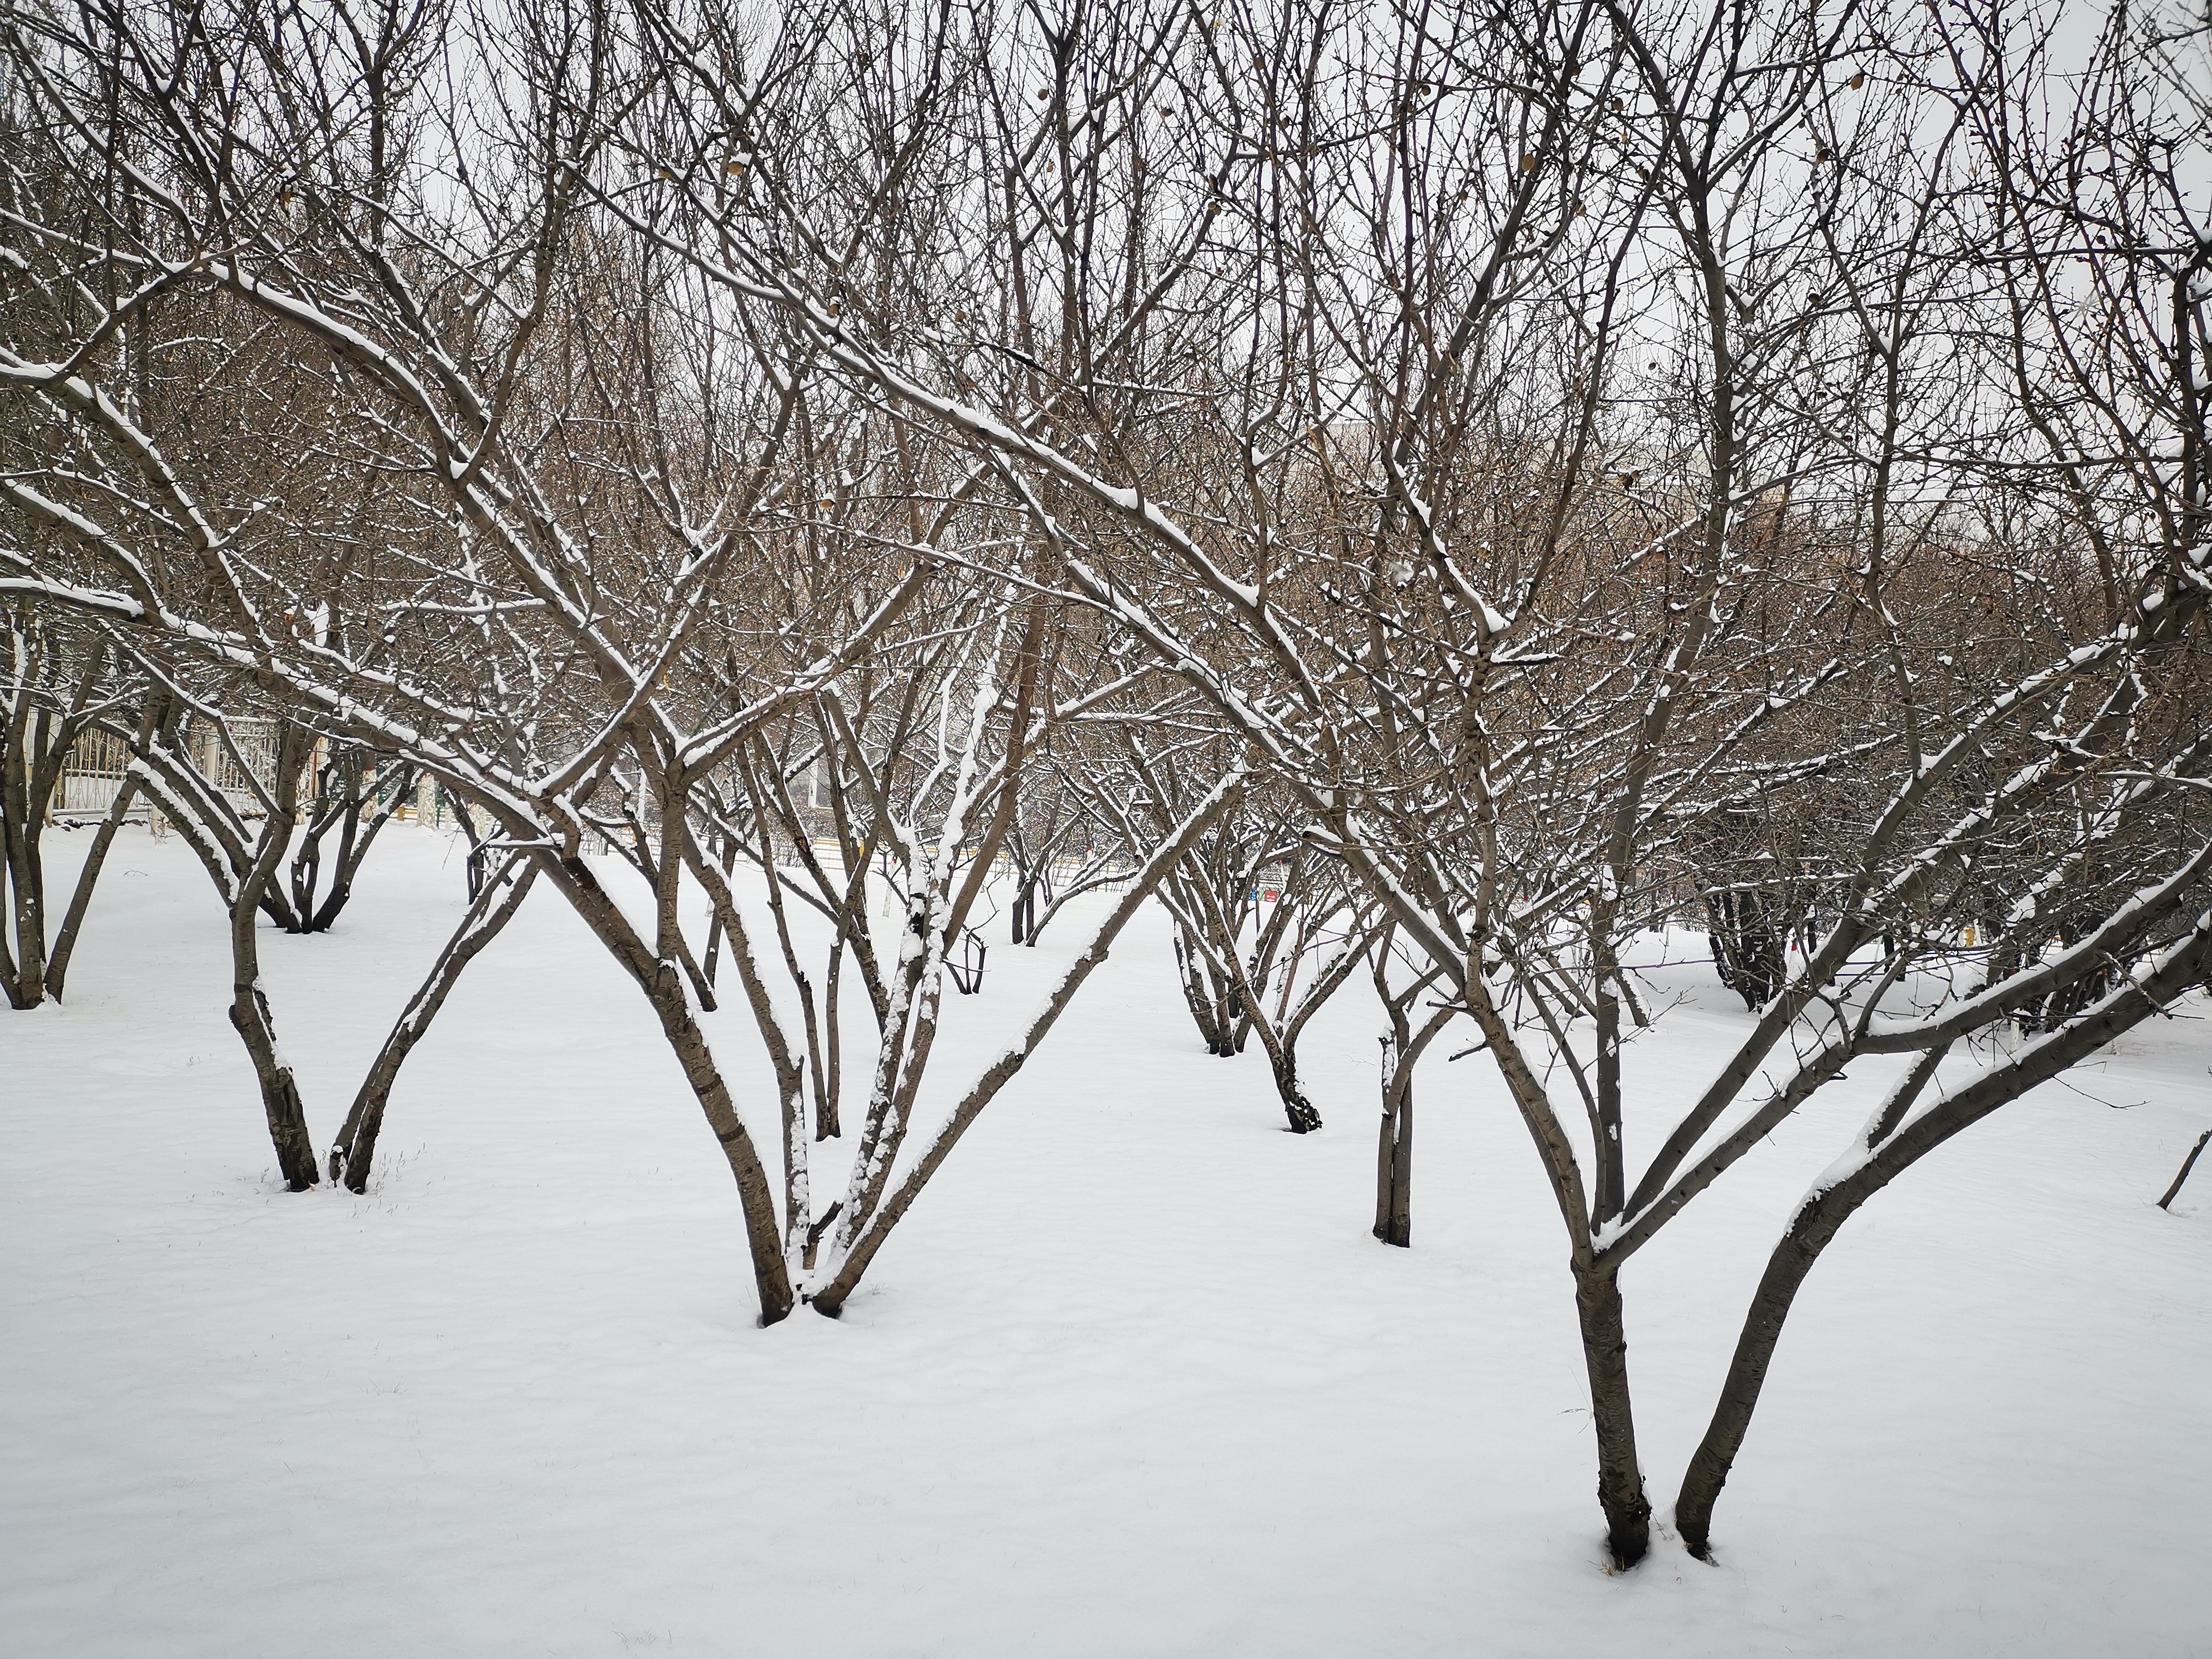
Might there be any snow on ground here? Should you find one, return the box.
[4,824,2209,1658]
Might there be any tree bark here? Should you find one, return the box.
[1172,918,1233,1054]
[1673,1182,1856,1560]
[229,726,317,1190]
[1373,1035,1414,1246]
[1374,1015,1411,1245]
[1371,961,1450,1248]
[544,851,795,1325]
[1,681,51,1007]
[2,790,49,1008]
[45,769,142,1000]
[2156,1129,2211,1211]
[644,956,795,1324]
[1576,1265,1652,1568]
[678,811,812,1283]
[291,756,414,933]
[1372,1062,1413,1245]
[1269,1050,1323,1133]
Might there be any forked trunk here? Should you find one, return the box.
[1370,957,1448,1245]
[229,734,317,1188]
[45,769,143,1000]
[2,756,48,1007]
[1372,1066,1411,1246]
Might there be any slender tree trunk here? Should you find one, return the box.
[1178,873,1317,1127]
[1374,1085,1396,1240]
[45,764,143,1000]
[1592,981,1624,1225]
[817,933,845,1140]
[810,773,1250,1315]
[1173,921,1231,1054]
[229,730,316,1189]
[303,770,405,933]
[2,744,48,1007]
[230,959,318,1188]
[1675,923,2212,1558]
[1672,1040,1958,1557]
[684,806,813,1282]
[644,957,795,1324]
[1371,952,1449,1245]
[1706,889,1784,1010]
[1374,1037,1413,1246]
[1194,881,1319,1132]
[1672,1184,1859,1560]
[1375,987,1410,1244]
[2157,1129,2211,1211]
[328,855,539,1190]
[700,830,738,986]
[1576,1265,1652,1569]
[3,846,46,1007]
[450,799,488,900]
[548,853,795,1325]
[293,753,414,935]
[1386,1086,1413,1244]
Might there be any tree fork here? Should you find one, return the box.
[229,725,317,1190]
[1373,1031,1412,1245]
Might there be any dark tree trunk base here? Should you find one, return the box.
[232,996,318,1191]
[1575,1267,1652,1569]
[1373,1086,1411,1245]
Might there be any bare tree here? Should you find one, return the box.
[8,0,2205,1573]
[1370,925,1456,1248]
[619,0,2209,1566]
[0,607,141,1005]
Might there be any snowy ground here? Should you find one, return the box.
[4,824,2209,1658]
